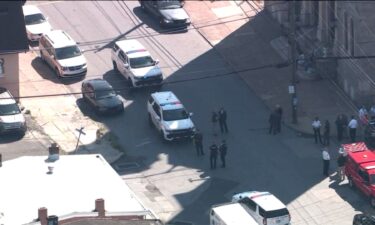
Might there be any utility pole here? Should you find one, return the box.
[289,0,298,124]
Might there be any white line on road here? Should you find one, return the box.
[135,140,151,147]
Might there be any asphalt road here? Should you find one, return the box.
[26,1,374,225]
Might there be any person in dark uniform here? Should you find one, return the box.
[219,140,227,168]
[218,107,228,133]
[275,104,283,133]
[193,129,204,156]
[335,114,345,141]
[269,111,277,135]
[209,143,218,169]
[323,120,330,146]
[212,111,218,136]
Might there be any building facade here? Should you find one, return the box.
[265,1,375,106]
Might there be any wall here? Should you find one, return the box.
[0,53,20,99]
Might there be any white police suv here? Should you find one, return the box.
[147,91,195,141]
[111,39,163,87]
[232,191,291,225]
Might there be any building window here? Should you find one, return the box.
[0,58,4,76]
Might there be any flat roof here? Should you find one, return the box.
[0,155,149,225]
[212,203,257,225]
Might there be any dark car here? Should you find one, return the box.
[81,79,124,115]
[139,0,190,28]
[364,120,375,149]
[353,213,375,225]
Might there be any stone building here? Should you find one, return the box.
[264,1,375,106]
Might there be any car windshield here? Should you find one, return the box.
[129,56,155,69]
[157,0,182,9]
[55,46,82,60]
[95,89,116,99]
[0,104,21,116]
[163,108,189,121]
[24,13,46,25]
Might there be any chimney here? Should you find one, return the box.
[38,207,48,225]
[95,199,105,217]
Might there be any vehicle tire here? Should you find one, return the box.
[348,176,355,189]
[112,61,118,72]
[40,51,45,62]
[371,197,375,208]
[148,114,153,127]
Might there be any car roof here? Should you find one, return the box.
[22,5,42,16]
[344,142,375,168]
[84,79,113,91]
[43,30,77,48]
[0,88,16,105]
[237,191,287,211]
[151,91,184,110]
[211,203,258,224]
[115,39,151,58]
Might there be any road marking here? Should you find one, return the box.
[135,140,151,147]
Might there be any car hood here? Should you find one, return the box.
[26,22,52,35]
[163,118,194,130]
[160,8,189,20]
[96,96,122,107]
[58,55,86,67]
[132,66,162,78]
[0,114,25,123]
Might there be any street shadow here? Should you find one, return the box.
[0,132,25,144]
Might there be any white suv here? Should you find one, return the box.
[111,39,163,87]
[147,91,195,141]
[0,88,26,135]
[39,30,87,78]
[232,191,291,225]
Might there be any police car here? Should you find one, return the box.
[232,191,291,225]
[111,39,163,88]
[147,91,195,141]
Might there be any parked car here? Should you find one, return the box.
[0,88,27,135]
[111,39,163,88]
[139,0,191,28]
[81,79,124,115]
[22,5,52,41]
[343,142,375,207]
[232,191,291,225]
[39,30,87,79]
[147,91,195,141]
[353,213,375,225]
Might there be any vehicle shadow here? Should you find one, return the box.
[0,133,25,144]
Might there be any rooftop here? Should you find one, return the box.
[0,155,150,225]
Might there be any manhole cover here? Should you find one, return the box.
[115,162,139,172]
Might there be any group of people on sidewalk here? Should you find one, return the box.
[192,107,229,170]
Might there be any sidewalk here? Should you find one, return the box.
[19,51,123,163]
[185,0,358,137]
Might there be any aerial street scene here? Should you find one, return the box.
[1,0,375,225]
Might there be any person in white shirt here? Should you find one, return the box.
[348,115,358,143]
[312,117,322,144]
[359,106,368,125]
[322,147,330,176]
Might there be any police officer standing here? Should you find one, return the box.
[219,140,227,168]
[218,107,228,134]
[209,143,218,169]
[193,129,204,156]
[322,147,331,177]
[212,111,219,136]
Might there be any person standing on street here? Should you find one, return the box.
[218,107,228,134]
[219,140,227,168]
[337,147,347,181]
[323,120,330,146]
[209,143,218,169]
[211,111,218,136]
[335,114,345,142]
[268,111,277,135]
[359,106,369,126]
[312,117,322,144]
[193,129,204,156]
[275,104,283,133]
[348,116,358,143]
[322,147,331,177]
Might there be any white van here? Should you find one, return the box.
[210,202,258,225]
[0,88,26,135]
